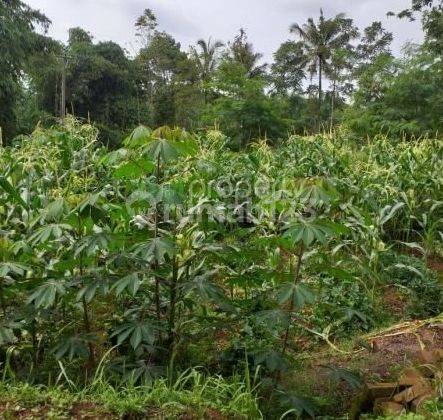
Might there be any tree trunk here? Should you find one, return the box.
[330,79,336,133]
[61,58,66,120]
[318,57,322,103]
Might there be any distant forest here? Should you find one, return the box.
[1,0,442,147]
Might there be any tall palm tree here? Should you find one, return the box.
[191,38,224,103]
[290,9,358,102]
[191,38,224,82]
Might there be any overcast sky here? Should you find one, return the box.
[26,0,423,62]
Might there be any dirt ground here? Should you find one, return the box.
[0,402,113,420]
[362,321,443,377]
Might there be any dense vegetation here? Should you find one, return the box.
[0,0,442,418]
[1,0,442,147]
[0,119,441,417]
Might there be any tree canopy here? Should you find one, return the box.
[0,3,441,145]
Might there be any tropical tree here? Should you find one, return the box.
[328,47,355,128]
[356,21,393,74]
[135,10,199,129]
[203,61,289,148]
[344,45,443,138]
[136,32,180,126]
[390,0,443,55]
[289,9,358,102]
[191,38,224,84]
[135,8,158,47]
[190,38,224,103]
[56,28,140,146]
[271,41,306,95]
[0,0,50,142]
[229,29,267,78]
[357,22,393,61]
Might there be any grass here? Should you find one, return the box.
[0,368,262,419]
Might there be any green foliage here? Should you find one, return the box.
[136,30,202,129]
[203,61,289,148]
[1,1,443,416]
[0,120,442,418]
[0,0,50,141]
[289,9,359,102]
[383,252,442,317]
[272,41,306,94]
[0,370,261,418]
[344,46,443,138]
[2,2,441,148]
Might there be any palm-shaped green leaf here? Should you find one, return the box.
[279,393,316,418]
[298,181,338,206]
[112,273,141,296]
[253,349,288,372]
[132,237,175,264]
[44,199,67,222]
[0,321,21,345]
[77,279,110,303]
[111,321,156,349]
[146,137,179,163]
[185,269,225,303]
[29,224,71,245]
[277,283,316,309]
[284,219,344,247]
[124,125,152,148]
[28,280,66,308]
[54,333,97,360]
[323,366,363,390]
[113,158,155,179]
[0,262,28,277]
[75,232,113,257]
[254,309,289,329]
